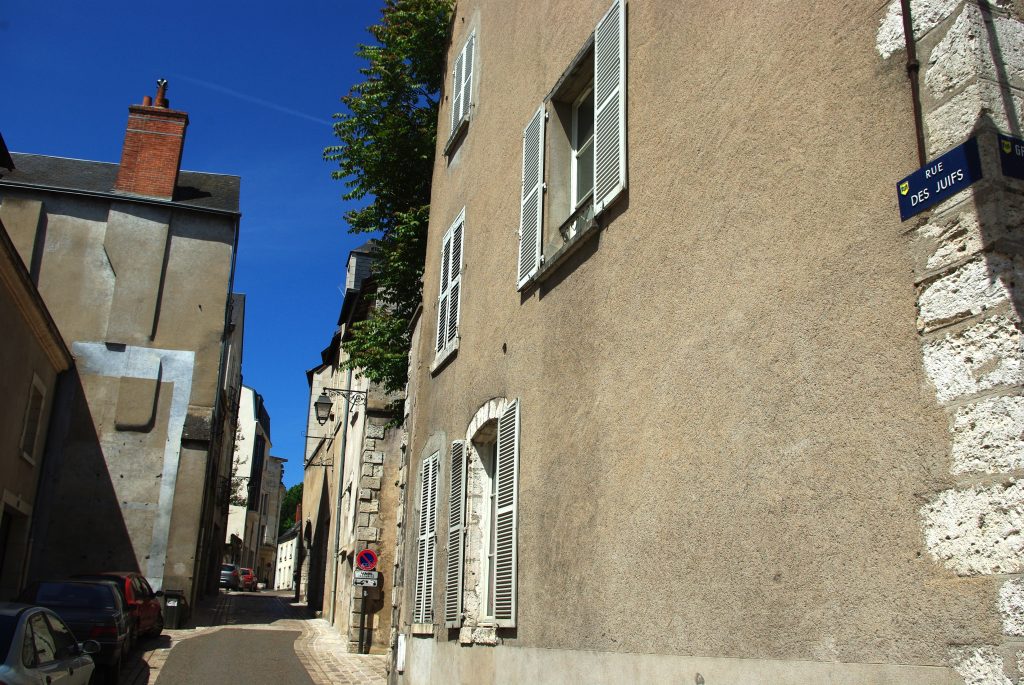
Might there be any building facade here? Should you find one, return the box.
[302,243,403,653]
[0,210,72,600]
[256,455,286,587]
[0,83,242,605]
[226,386,273,573]
[392,1,1024,683]
[276,524,299,591]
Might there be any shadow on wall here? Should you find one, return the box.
[29,369,139,580]
[304,477,332,616]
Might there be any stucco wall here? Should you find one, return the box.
[401,0,1011,680]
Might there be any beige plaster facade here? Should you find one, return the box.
[393,1,1024,683]
[0,215,72,600]
[0,86,242,606]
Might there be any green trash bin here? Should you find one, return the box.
[162,589,187,629]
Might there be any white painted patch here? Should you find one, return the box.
[72,342,195,591]
[925,79,1024,157]
[876,0,961,59]
[952,396,1024,475]
[926,5,1024,98]
[921,316,1024,405]
[951,645,1013,685]
[999,578,1024,636]
[922,480,1024,576]
[917,255,1021,331]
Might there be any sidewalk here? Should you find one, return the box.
[122,590,388,684]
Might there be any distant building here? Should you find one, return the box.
[0,205,72,599]
[256,456,286,587]
[276,524,299,591]
[0,82,242,606]
[226,386,272,573]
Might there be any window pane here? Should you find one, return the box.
[576,141,594,205]
[575,90,594,147]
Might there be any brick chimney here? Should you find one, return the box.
[113,79,189,199]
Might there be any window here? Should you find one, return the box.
[445,400,521,632]
[413,452,439,629]
[434,210,465,368]
[517,0,627,289]
[450,32,476,138]
[19,375,46,463]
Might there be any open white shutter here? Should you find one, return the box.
[461,34,474,123]
[517,107,545,290]
[413,454,439,625]
[436,232,452,354]
[493,400,520,627]
[593,0,627,216]
[444,441,467,628]
[447,216,463,346]
[451,48,465,135]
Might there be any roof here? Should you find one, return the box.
[0,153,240,214]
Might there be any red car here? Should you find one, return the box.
[74,572,164,642]
[239,568,258,592]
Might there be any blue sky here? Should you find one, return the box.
[0,0,386,487]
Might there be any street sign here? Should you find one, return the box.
[356,549,378,571]
[354,570,378,580]
[999,133,1024,180]
[896,137,982,221]
[354,577,379,587]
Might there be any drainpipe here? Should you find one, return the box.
[901,0,927,166]
[328,366,354,624]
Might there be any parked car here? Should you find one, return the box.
[73,572,164,642]
[239,568,258,592]
[220,564,241,590]
[19,581,130,685]
[0,603,100,685]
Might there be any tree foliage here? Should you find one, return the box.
[279,483,303,536]
[325,0,453,394]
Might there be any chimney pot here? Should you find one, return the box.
[142,95,152,106]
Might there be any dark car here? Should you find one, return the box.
[220,564,240,590]
[74,572,164,642]
[0,603,100,685]
[19,581,130,685]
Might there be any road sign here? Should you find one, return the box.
[896,137,982,221]
[999,133,1024,180]
[354,570,378,580]
[354,577,379,587]
[356,549,378,571]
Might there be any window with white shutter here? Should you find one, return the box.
[515,0,627,287]
[434,210,465,367]
[413,453,439,628]
[444,440,467,628]
[445,32,476,154]
[492,400,520,627]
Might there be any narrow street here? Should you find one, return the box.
[121,590,387,685]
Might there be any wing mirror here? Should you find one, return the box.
[81,640,101,655]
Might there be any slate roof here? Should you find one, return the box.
[0,153,240,214]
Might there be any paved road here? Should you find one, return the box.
[124,590,386,685]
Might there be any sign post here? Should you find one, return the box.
[354,549,380,654]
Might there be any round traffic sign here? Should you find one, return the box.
[356,549,378,571]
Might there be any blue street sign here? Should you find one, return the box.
[999,133,1024,180]
[896,137,982,221]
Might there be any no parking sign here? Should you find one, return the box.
[356,548,378,571]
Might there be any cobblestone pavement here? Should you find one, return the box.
[121,590,387,685]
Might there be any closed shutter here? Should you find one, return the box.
[451,48,465,134]
[461,34,475,123]
[493,400,520,627]
[413,454,439,625]
[593,0,627,216]
[517,107,545,290]
[444,440,467,628]
[436,232,452,354]
[447,216,463,346]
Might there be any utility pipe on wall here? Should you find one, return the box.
[901,0,928,166]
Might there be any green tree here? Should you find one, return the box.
[324,0,453,395]
[279,483,303,536]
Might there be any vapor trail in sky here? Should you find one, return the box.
[174,74,329,126]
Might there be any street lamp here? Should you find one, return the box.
[313,387,368,426]
[314,392,333,425]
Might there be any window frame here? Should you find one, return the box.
[444,31,476,156]
[19,374,47,465]
[432,209,465,372]
[571,85,595,213]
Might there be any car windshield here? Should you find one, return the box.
[34,582,116,609]
[0,615,16,660]
[221,565,236,572]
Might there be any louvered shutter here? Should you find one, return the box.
[413,454,439,625]
[447,217,463,346]
[461,34,474,123]
[593,0,627,216]
[444,441,467,628]
[451,48,465,134]
[517,107,545,290]
[436,233,452,354]
[493,400,520,627]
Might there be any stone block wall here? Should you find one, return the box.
[879,2,1024,682]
